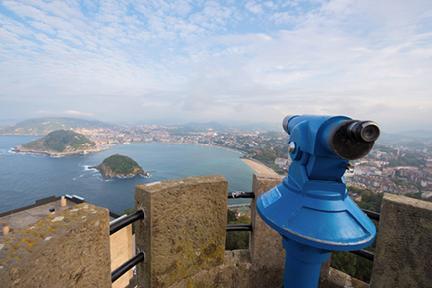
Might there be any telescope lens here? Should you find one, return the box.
[360,122,380,142]
[348,121,380,143]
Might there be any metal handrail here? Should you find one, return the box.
[228,191,255,199]
[351,249,375,261]
[110,210,144,235]
[362,209,380,221]
[111,252,144,283]
[226,223,252,231]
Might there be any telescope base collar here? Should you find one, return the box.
[256,181,376,251]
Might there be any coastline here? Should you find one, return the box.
[11,139,275,175]
[3,134,244,156]
[199,143,246,155]
[0,136,255,214]
[241,158,280,177]
[9,137,251,163]
[139,141,246,155]
[13,145,109,158]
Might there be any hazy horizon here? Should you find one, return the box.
[1,0,431,132]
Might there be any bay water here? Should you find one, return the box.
[0,136,254,214]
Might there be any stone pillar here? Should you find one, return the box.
[135,176,228,288]
[250,173,285,288]
[0,203,111,288]
[370,193,432,288]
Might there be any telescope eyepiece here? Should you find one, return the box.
[347,121,380,143]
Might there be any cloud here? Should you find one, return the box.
[245,1,263,15]
[0,0,431,131]
[35,110,94,117]
[64,110,94,117]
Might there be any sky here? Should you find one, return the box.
[0,0,431,131]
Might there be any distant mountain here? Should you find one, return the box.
[0,117,114,136]
[398,130,432,140]
[378,130,432,146]
[232,122,281,131]
[15,130,100,157]
[179,121,281,132]
[0,118,21,127]
[182,121,228,131]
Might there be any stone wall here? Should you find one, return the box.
[0,203,111,288]
[249,173,285,288]
[4,175,431,288]
[134,173,294,288]
[321,267,368,288]
[370,193,432,288]
[169,250,251,288]
[135,176,228,288]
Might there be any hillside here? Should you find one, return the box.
[0,117,114,135]
[95,154,148,178]
[16,130,99,156]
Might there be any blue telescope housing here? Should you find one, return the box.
[256,115,380,288]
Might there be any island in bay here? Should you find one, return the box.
[15,129,103,157]
[94,154,149,179]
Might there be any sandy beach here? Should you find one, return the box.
[242,158,280,177]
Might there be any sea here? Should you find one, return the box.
[0,136,254,214]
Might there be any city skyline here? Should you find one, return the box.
[1,0,432,132]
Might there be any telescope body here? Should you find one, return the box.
[257,115,378,288]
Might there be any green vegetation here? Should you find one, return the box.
[330,186,383,282]
[225,209,250,250]
[348,186,383,212]
[99,154,142,174]
[253,149,280,169]
[406,191,423,199]
[22,129,95,152]
[388,151,426,167]
[251,143,288,174]
[331,251,373,282]
[96,154,145,178]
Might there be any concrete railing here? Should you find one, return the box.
[133,174,286,288]
[132,174,432,288]
[135,176,228,288]
[1,174,432,288]
[370,194,432,288]
[0,203,111,287]
[249,173,285,287]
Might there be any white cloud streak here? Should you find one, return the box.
[0,0,431,131]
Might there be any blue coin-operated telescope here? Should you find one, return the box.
[256,115,380,288]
